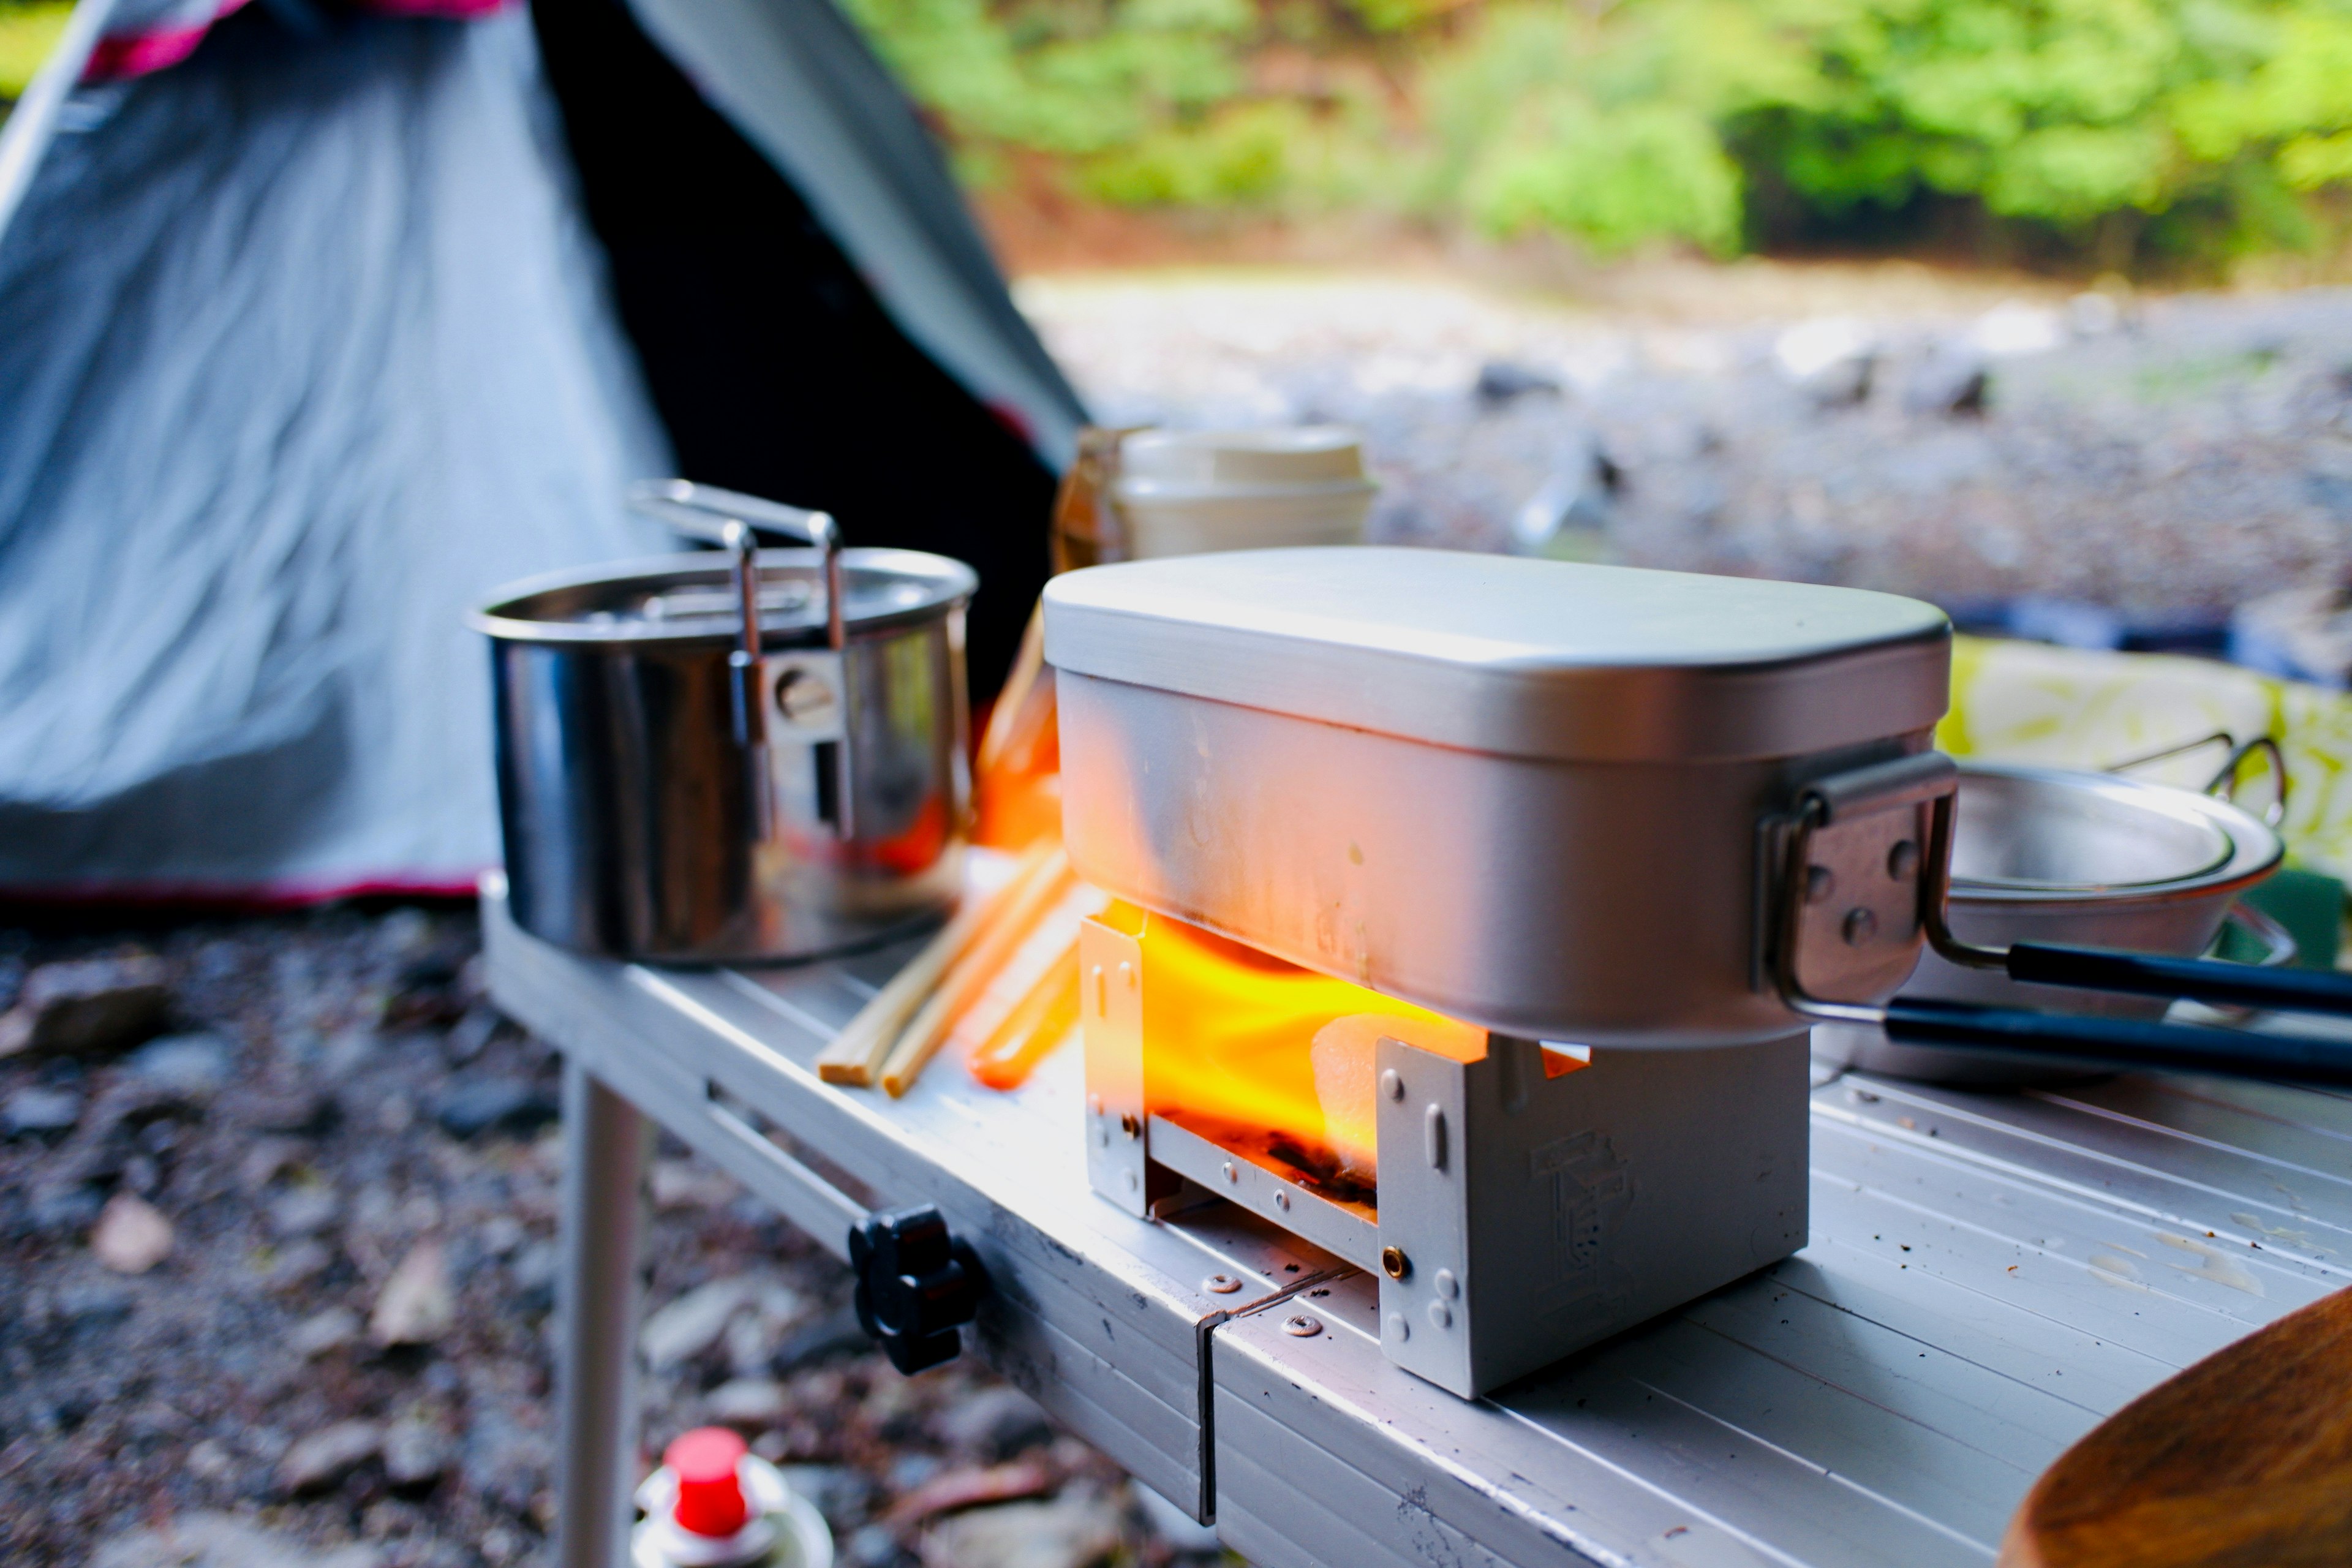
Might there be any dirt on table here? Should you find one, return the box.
[0,907,1219,1568]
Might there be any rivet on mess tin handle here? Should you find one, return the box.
[1203,1273,1243,1295]
[1381,1246,1409,1280]
[1282,1314,1322,1338]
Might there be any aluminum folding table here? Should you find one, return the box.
[484,880,2352,1568]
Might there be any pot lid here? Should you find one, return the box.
[1042,546,1950,762]
[472,548,975,646]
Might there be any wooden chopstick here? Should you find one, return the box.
[967,943,1082,1091]
[815,842,1060,1087]
[881,850,1074,1098]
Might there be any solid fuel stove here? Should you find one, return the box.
[1045,547,1949,1396]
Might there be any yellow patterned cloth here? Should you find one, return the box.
[1941,636,2352,881]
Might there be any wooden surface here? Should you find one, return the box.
[2000,1284,2352,1568]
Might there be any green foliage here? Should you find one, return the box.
[0,1,73,101]
[1076,99,1309,203]
[842,0,2352,267]
[840,0,1253,157]
[1461,97,1746,253]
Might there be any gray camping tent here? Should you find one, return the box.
[0,0,1087,901]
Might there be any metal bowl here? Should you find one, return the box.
[1947,768,2238,891]
[1819,763,2286,1085]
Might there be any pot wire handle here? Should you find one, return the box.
[625,479,847,656]
[1880,997,2352,1087]
[2103,729,2290,828]
[627,479,854,840]
[2210,735,2289,829]
[2222,900,2299,970]
[724,518,773,839]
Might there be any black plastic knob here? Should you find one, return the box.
[849,1204,987,1374]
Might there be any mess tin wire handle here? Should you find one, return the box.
[626,479,854,841]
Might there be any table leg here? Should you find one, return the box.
[555,1058,652,1568]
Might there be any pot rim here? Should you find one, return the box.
[1945,760,2283,907]
[469,547,976,647]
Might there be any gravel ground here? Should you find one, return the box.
[1021,270,2352,621]
[0,909,1215,1568]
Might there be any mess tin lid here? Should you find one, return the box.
[1042,547,1950,763]
[472,548,974,647]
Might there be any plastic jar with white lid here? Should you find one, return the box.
[1111,426,1374,559]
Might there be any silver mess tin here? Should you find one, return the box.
[1044,547,1952,1044]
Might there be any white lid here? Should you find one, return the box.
[1115,426,1367,497]
[1042,547,1951,763]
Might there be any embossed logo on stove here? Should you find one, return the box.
[1530,1131,1633,1314]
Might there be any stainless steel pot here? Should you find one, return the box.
[1817,763,2286,1082]
[475,481,975,963]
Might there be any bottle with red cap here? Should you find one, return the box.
[632,1427,834,1568]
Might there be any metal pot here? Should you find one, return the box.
[1816,762,2288,1082]
[475,481,975,963]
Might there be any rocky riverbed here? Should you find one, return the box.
[0,909,1216,1568]
[1021,269,2352,627]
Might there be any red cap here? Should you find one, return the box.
[665,1427,751,1538]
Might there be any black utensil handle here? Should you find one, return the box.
[1883,998,2352,1086]
[2006,943,2352,1019]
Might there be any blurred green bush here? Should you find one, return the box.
[0,1,73,102]
[843,0,2352,270]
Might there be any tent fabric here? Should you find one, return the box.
[85,0,516,82]
[528,0,1065,698]
[623,0,1087,472]
[0,0,1082,902]
[0,9,673,896]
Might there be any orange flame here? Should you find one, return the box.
[1104,907,1484,1188]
